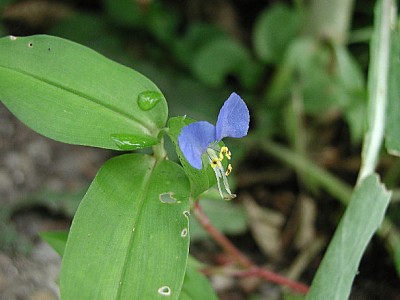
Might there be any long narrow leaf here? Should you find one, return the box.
[306,174,391,299]
[61,154,190,299]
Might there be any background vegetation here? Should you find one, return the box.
[0,0,399,299]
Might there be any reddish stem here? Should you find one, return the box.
[236,268,309,294]
[194,201,253,268]
[193,201,309,295]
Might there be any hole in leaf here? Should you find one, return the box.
[159,192,177,204]
[28,42,33,48]
[183,211,190,218]
[181,228,188,237]
[157,286,171,296]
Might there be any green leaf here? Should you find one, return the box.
[253,4,301,64]
[60,154,190,299]
[306,174,391,300]
[334,45,366,144]
[39,231,68,257]
[167,116,217,198]
[174,23,226,66]
[267,38,324,105]
[0,35,167,150]
[385,25,400,155]
[145,2,180,43]
[334,45,365,92]
[179,263,218,300]
[268,37,366,124]
[191,38,261,89]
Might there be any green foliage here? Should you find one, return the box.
[174,23,227,67]
[61,154,190,299]
[104,0,179,43]
[270,38,364,113]
[334,45,366,143]
[306,174,391,299]
[104,0,142,27]
[191,37,261,89]
[0,35,167,150]
[1,0,400,298]
[40,229,219,300]
[266,35,366,143]
[0,0,12,11]
[49,13,127,63]
[253,4,301,64]
[308,1,396,297]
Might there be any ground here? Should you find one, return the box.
[0,102,111,299]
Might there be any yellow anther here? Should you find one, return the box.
[211,158,221,168]
[219,152,224,160]
[225,151,231,160]
[225,164,232,176]
[220,146,232,160]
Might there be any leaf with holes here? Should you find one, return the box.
[0,35,167,150]
[60,154,190,299]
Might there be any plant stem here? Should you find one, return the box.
[193,201,252,268]
[193,201,309,294]
[152,138,167,161]
[235,269,309,294]
[358,0,395,183]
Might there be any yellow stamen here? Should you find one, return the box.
[225,164,232,176]
[220,146,231,160]
[207,147,236,200]
[219,152,224,160]
[211,158,221,168]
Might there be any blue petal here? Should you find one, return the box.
[215,92,250,141]
[178,121,216,169]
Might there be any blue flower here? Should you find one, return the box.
[178,92,250,199]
